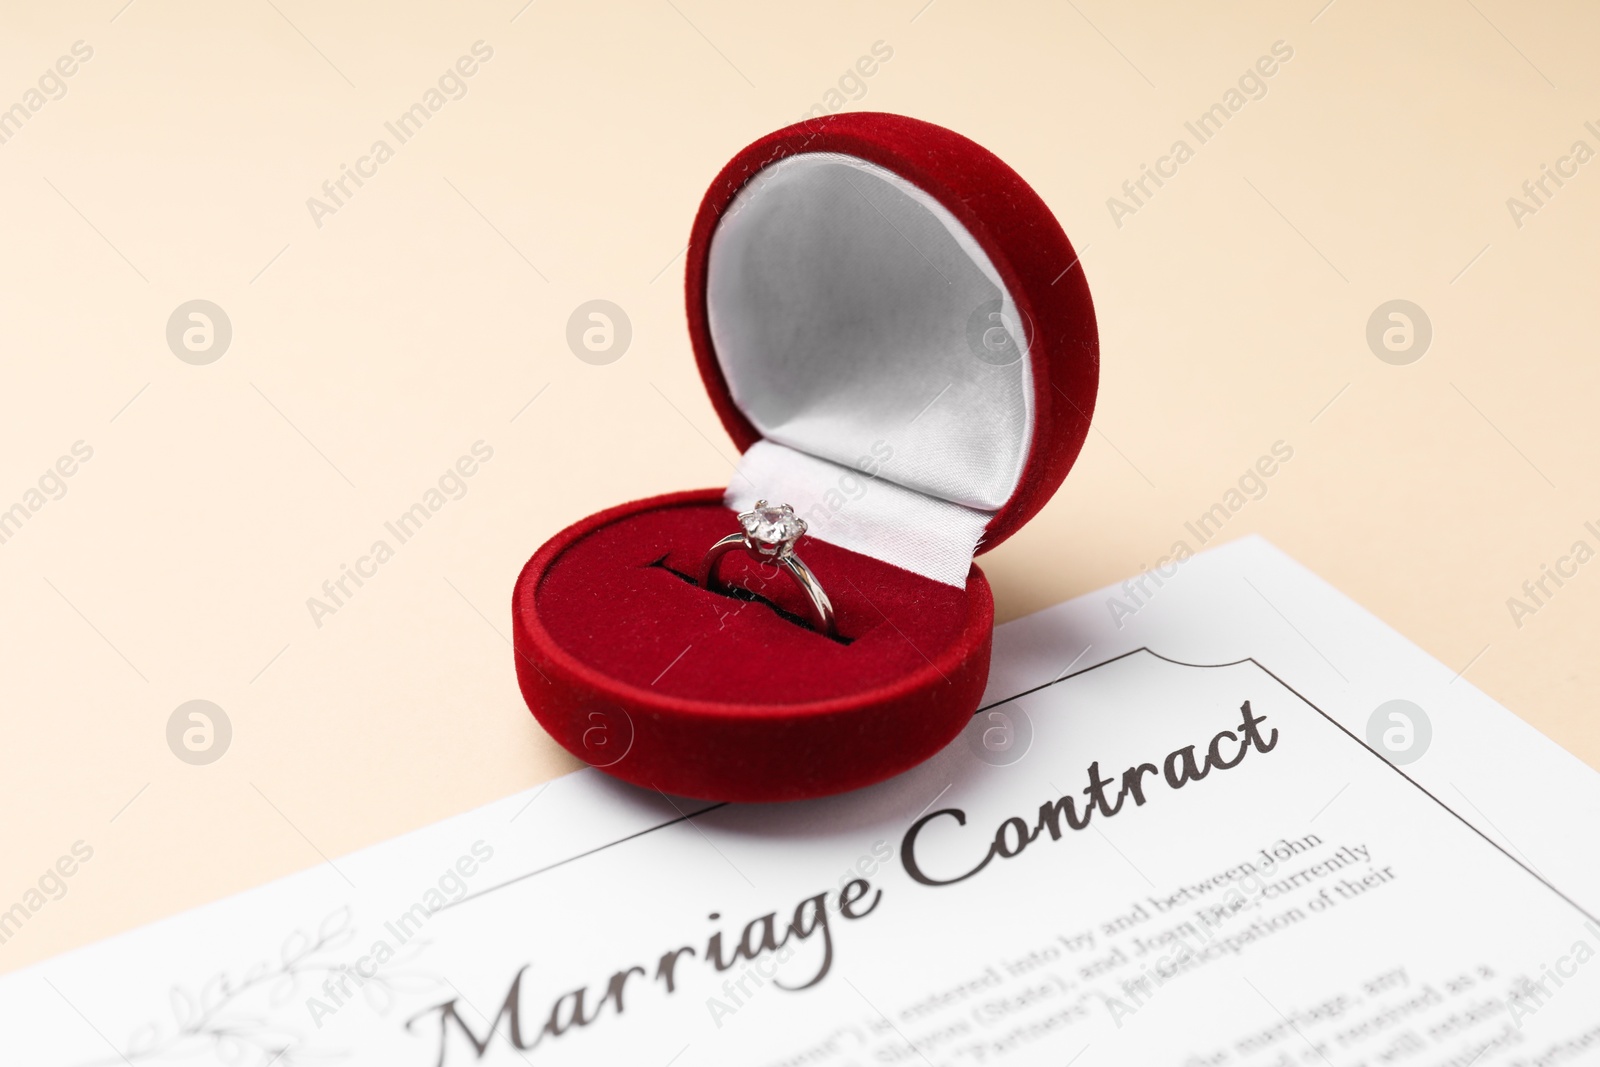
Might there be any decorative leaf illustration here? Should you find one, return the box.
[73,905,426,1067]
[281,929,312,966]
[169,985,195,1028]
[200,972,231,1016]
[318,907,353,944]
[125,1023,160,1057]
[268,971,300,1006]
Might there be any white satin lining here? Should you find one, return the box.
[706,152,1033,586]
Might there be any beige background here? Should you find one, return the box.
[2,0,1596,973]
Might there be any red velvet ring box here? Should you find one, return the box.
[513,113,1098,803]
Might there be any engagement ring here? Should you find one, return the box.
[700,501,838,638]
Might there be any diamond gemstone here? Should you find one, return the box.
[741,501,802,546]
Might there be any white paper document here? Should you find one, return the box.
[6,536,1599,1066]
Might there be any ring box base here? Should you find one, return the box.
[512,489,994,802]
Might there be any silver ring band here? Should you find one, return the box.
[700,502,838,638]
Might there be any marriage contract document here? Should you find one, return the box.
[5,536,1598,1066]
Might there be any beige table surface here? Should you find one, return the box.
[2,0,1596,974]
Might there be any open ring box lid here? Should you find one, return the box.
[512,113,1098,802]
